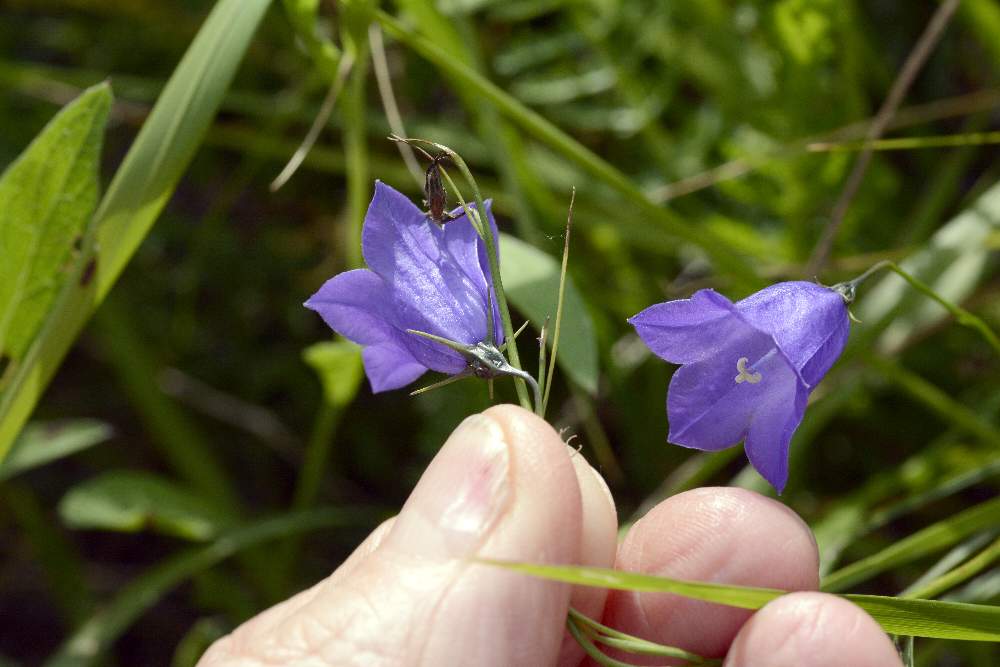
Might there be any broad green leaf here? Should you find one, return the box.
[303,341,364,407]
[0,419,111,482]
[0,83,110,368]
[822,496,1000,593]
[47,507,381,667]
[484,560,1000,641]
[499,232,599,394]
[58,471,234,541]
[0,0,273,462]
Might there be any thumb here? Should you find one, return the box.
[200,405,589,667]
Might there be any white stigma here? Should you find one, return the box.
[734,357,762,384]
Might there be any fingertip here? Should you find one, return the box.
[724,592,903,667]
[557,448,619,667]
[604,487,819,659]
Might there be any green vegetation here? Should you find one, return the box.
[0,1,997,664]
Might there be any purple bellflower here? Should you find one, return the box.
[305,181,502,392]
[629,282,851,493]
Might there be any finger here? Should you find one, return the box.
[200,405,587,667]
[556,448,618,667]
[224,518,399,643]
[602,487,819,662]
[724,592,903,667]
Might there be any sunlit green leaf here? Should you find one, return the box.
[0,83,110,374]
[303,341,364,407]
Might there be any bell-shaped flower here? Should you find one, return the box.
[629,282,850,492]
[305,181,502,392]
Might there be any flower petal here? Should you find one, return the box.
[744,373,808,494]
[362,343,429,393]
[303,269,394,345]
[667,327,778,450]
[629,289,747,365]
[736,282,849,386]
[446,199,503,345]
[362,181,493,347]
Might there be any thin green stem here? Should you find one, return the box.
[269,52,354,191]
[542,189,574,416]
[837,260,1000,355]
[293,403,341,508]
[342,45,370,269]
[271,401,342,595]
[568,608,721,664]
[807,131,1000,153]
[537,317,549,403]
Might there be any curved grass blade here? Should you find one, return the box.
[822,496,1000,593]
[0,0,273,460]
[482,560,1000,641]
[46,507,382,667]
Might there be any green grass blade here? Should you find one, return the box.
[373,8,760,287]
[483,560,1000,641]
[822,496,1000,593]
[46,507,381,667]
[0,0,273,460]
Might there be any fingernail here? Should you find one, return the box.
[386,414,511,559]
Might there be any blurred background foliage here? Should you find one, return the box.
[0,0,998,664]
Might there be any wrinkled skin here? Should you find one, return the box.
[199,406,900,667]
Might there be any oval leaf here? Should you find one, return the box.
[58,471,234,541]
[0,83,111,376]
[303,340,364,407]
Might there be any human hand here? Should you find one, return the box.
[199,405,903,667]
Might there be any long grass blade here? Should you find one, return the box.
[0,0,273,458]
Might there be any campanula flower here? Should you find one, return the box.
[629,282,850,492]
[305,181,502,392]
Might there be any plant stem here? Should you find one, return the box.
[542,189,574,416]
[835,260,1000,355]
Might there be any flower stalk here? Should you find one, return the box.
[832,260,1000,355]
